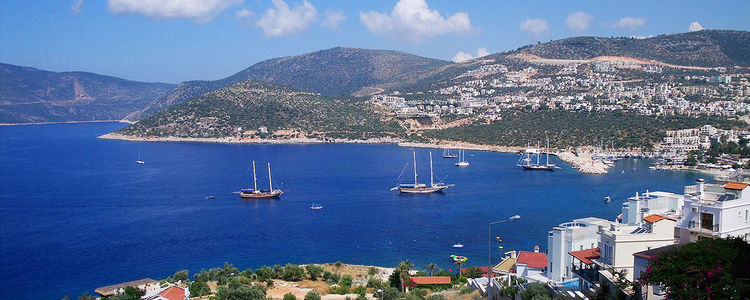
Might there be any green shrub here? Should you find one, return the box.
[304,291,321,300]
[283,293,297,300]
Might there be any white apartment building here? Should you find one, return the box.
[546,217,610,282]
[598,215,677,282]
[676,179,750,243]
[620,191,684,226]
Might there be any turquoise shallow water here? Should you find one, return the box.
[0,122,706,299]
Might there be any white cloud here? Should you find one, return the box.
[452,51,474,63]
[321,9,346,29]
[451,48,491,63]
[476,48,490,58]
[359,0,475,43]
[71,0,84,15]
[257,0,317,37]
[566,11,593,33]
[107,0,242,23]
[519,18,549,35]
[612,17,646,30]
[236,8,253,19]
[689,21,704,32]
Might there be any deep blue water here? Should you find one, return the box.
[0,123,707,299]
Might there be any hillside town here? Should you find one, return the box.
[371,59,750,120]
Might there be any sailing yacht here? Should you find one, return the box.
[455,150,469,167]
[516,139,559,171]
[136,150,145,164]
[442,149,458,158]
[393,150,454,193]
[240,161,284,198]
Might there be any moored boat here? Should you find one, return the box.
[393,150,454,193]
[240,161,284,198]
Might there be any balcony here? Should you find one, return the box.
[687,221,719,233]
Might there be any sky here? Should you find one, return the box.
[1,0,749,84]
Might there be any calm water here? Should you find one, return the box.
[0,123,706,299]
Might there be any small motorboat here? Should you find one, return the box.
[310,203,323,210]
[136,160,145,164]
[452,243,464,249]
[604,196,611,203]
[206,195,216,199]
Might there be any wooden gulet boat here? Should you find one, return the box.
[240,161,283,198]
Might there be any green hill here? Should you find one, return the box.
[117,80,404,140]
[0,63,175,123]
[126,47,449,121]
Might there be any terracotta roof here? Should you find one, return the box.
[724,182,749,190]
[94,278,157,296]
[516,251,547,269]
[643,214,676,223]
[569,248,600,265]
[493,257,516,273]
[409,276,452,285]
[158,286,187,300]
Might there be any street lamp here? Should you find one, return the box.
[488,215,520,300]
[376,289,383,300]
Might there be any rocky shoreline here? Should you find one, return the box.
[556,151,610,174]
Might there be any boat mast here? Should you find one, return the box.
[268,162,273,191]
[252,161,258,191]
[546,138,550,165]
[536,141,540,165]
[430,151,434,186]
[413,150,418,185]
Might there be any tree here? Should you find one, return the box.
[339,274,353,287]
[189,279,211,297]
[255,266,274,281]
[108,286,145,300]
[463,267,483,279]
[304,291,321,300]
[520,283,550,300]
[214,284,266,300]
[374,286,401,300]
[426,263,437,276]
[283,293,297,300]
[282,264,306,281]
[368,266,378,277]
[397,260,414,292]
[173,270,189,282]
[640,237,750,299]
[306,264,324,280]
[240,268,254,279]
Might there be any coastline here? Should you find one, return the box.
[0,120,132,126]
[97,132,402,145]
[655,164,732,177]
[99,133,613,174]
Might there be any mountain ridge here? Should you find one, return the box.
[0,63,176,123]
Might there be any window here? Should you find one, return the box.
[745,210,748,222]
[701,212,714,231]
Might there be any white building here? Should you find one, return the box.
[598,215,677,281]
[676,179,750,243]
[546,217,610,282]
[515,247,548,283]
[620,191,684,225]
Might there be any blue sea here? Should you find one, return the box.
[0,123,707,299]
